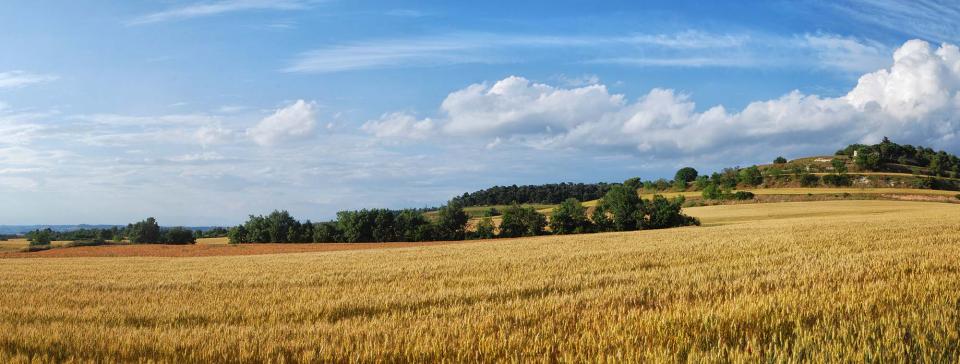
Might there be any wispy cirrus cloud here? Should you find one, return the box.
[0,71,58,89]
[127,0,314,25]
[826,0,960,43]
[285,31,889,73]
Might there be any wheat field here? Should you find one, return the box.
[1,200,959,362]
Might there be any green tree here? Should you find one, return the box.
[854,149,881,170]
[435,200,469,240]
[499,204,547,238]
[737,166,763,186]
[600,185,642,231]
[128,217,161,243]
[160,227,196,245]
[674,167,699,183]
[693,175,710,190]
[672,178,688,191]
[701,182,721,200]
[642,195,698,229]
[549,198,590,234]
[313,223,341,243]
[623,177,643,192]
[26,228,53,246]
[831,158,848,174]
[475,217,496,239]
[590,204,613,232]
[774,156,787,164]
[227,225,248,244]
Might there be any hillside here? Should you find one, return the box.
[2,200,958,362]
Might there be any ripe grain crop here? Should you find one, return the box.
[1,200,958,362]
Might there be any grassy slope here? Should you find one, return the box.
[1,200,959,362]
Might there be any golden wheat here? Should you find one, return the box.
[1,200,959,362]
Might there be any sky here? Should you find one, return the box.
[2,0,960,226]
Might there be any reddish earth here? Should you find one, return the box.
[0,241,463,259]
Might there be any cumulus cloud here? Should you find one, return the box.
[0,71,57,88]
[247,100,317,146]
[361,112,434,139]
[372,39,960,158]
[441,76,624,136]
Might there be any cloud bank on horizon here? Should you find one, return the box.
[2,1,960,225]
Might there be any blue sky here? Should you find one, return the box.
[2,0,960,225]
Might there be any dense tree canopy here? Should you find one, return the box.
[451,183,613,206]
[549,198,590,234]
[674,167,698,183]
[498,204,547,238]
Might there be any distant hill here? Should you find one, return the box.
[451,138,960,207]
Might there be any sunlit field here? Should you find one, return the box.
[2,200,959,362]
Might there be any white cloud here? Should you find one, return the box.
[246,100,317,146]
[440,76,624,136]
[194,124,234,146]
[373,39,960,157]
[827,0,960,44]
[0,71,57,89]
[128,0,312,25]
[361,112,434,139]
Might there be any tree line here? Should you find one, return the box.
[228,186,699,244]
[24,217,197,246]
[451,182,615,206]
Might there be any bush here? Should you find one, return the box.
[774,156,787,164]
[800,174,820,187]
[955,194,960,200]
[822,174,852,187]
[160,227,197,245]
[701,183,721,200]
[732,191,755,200]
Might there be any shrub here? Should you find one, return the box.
[822,174,852,187]
[701,183,721,200]
[955,194,960,200]
[800,174,820,187]
[160,227,197,245]
[774,156,787,164]
[733,191,755,200]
